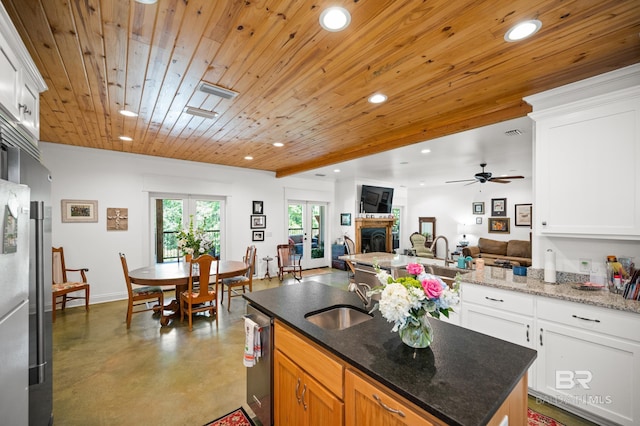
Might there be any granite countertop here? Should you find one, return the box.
[244,282,537,426]
[340,252,640,314]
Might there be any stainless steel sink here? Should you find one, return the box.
[305,305,374,330]
[428,265,460,279]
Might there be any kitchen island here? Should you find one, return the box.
[244,281,537,426]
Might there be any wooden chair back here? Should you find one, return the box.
[344,236,356,255]
[52,247,90,322]
[119,253,164,329]
[181,254,219,330]
[276,244,301,281]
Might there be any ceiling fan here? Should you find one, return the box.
[446,163,524,185]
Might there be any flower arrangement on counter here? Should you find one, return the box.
[370,262,460,348]
[177,216,213,257]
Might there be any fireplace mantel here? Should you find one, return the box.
[355,217,395,253]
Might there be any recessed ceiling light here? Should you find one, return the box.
[119,136,133,141]
[119,109,138,117]
[273,142,284,147]
[319,7,351,32]
[368,93,387,104]
[135,0,157,4]
[421,149,431,154]
[334,169,341,173]
[504,19,542,42]
[419,182,425,186]
[244,156,253,160]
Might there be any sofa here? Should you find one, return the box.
[462,237,532,267]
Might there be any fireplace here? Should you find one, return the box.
[355,218,395,253]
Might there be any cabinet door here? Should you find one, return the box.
[533,93,640,238]
[19,71,39,140]
[274,350,304,426]
[345,370,436,426]
[536,320,640,426]
[304,372,344,426]
[0,31,21,119]
[462,303,536,388]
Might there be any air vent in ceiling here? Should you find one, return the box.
[184,107,219,119]
[197,82,239,99]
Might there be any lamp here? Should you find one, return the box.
[183,106,219,119]
[457,224,469,247]
[197,82,239,99]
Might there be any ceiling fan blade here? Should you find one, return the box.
[489,179,511,184]
[464,181,478,186]
[445,178,476,183]
[495,175,524,180]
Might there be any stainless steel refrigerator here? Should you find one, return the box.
[1,142,53,425]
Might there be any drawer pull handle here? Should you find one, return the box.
[295,378,302,404]
[572,314,600,323]
[526,325,530,342]
[485,296,504,302]
[252,395,262,408]
[301,384,308,410]
[373,394,406,417]
[539,328,543,346]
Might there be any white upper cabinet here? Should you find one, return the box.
[0,2,46,142]
[526,65,640,240]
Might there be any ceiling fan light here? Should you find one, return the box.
[505,20,542,42]
[197,82,239,99]
[184,106,219,119]
[319,7,351,32]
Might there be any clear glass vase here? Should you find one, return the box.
[399,315,434,348]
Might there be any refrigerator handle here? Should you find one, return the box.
[30,200,46,385]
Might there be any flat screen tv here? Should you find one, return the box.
[360,185,394,214]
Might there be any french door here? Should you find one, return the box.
[152,193,224,263]
[287,201,327,269]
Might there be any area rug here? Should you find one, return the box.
[301,267,335,277]
[203,407,255,426]
[528,407,566,426]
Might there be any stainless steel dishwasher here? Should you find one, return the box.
[245,304,273,426]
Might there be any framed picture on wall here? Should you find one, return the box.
[61,199,98,223]
[488,217,510,233]
[340,213,351,226]
[250,215,266,229]
[472,202,484,215]
[252,201,264,214]
[476,217,482,225]
[491,198,507,216]
[252,230,264,242]
[515,204,532,226]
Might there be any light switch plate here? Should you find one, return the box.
[579,258,592,273]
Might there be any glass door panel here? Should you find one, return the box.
[287,201,327,269]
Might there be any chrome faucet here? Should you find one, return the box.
[430,235,453,266]
[349,282,373,308]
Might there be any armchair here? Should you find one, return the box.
[276,244,301,281]
[409,233,434,258]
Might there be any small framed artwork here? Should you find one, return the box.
[61,199,98,223]
[515,204,532,226]
[472,202,484,215]
[488,217,510,233]
[252,230,264,242]
[340,213,351,226]
[106,208,128,231]
[491,198,507,217]
[252,201,264,214]
[250,214,266,229]
[476,217,482,225]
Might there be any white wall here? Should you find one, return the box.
[407,179,533,256]
[41,142,335,305]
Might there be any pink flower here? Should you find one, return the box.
[406,263,424,276]
[422,278,443,299]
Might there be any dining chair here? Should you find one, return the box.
[52,247,90,322]
[276,244,302,281]
[221,245,256,311]
[119,253,164,329]
[343,236,356,280]
[180,254,219,331]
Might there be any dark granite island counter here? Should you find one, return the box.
[244,281,537,426]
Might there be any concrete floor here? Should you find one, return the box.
[52,268,349,426]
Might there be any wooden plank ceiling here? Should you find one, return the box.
[2,0,638,177]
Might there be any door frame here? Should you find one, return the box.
[287,200,329,269]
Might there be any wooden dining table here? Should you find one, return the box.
[128,260,248,326]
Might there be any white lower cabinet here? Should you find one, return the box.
[535,298,640,426]
[461,283,536,388]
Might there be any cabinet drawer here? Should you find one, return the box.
[537,297,640,343]
[462,283,534,316]
[275,321,344,398]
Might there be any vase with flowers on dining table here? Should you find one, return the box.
[177,215,214,261]
[370,262,460,349]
